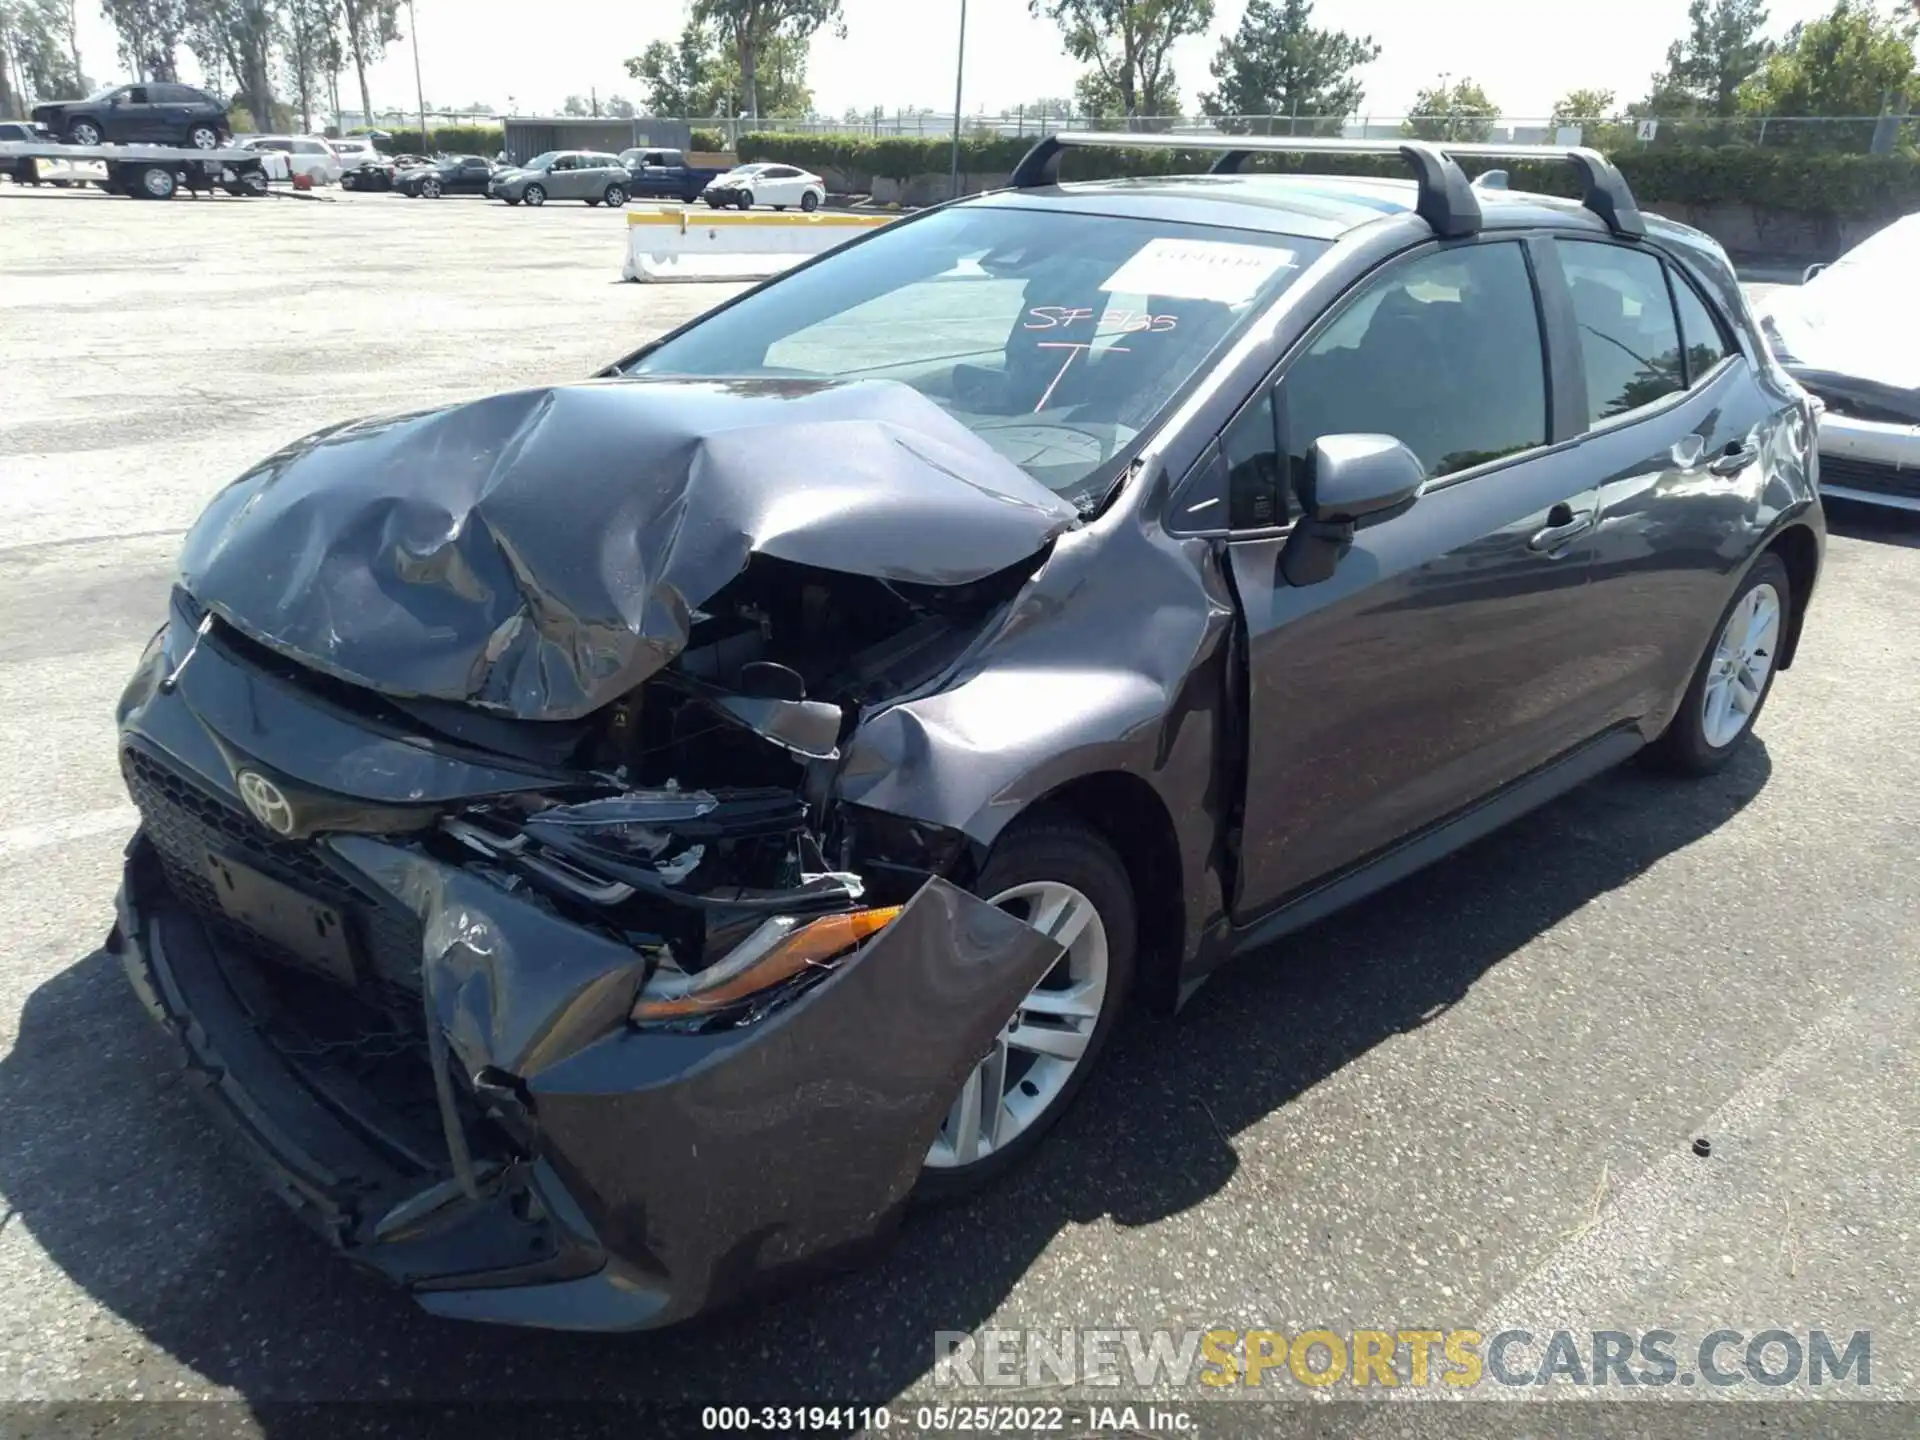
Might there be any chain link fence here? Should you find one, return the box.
[684,110,1917,156]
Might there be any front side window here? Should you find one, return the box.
[631,206,1325,511]
[1558,239,1686,424]
[1280,241,1547,486]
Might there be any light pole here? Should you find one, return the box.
[407,0,427,149]
[948,0,967,198]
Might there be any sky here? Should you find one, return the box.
[68,0,1855,123]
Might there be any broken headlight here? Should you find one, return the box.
[630,905,900,1022]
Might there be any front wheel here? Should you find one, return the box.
[66,118,102,147]
[913,815,1136,1202]
[800,190,820,212]
[523,183,546,207]
[603,183,627,207]
[1648,552,1790,775]
[735,190,753,210]
[420,177,442,199]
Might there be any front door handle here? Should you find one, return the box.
[1709,444,1760,476]
[1528,501,1596,553]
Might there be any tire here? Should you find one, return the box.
[735,190,753,210]
[1648,552,1790,776]
[773,204,786,212]
[800,190,820,212]
[704,196,721,208]
[133,164,177,200]
[420,177,442,199]
[523,183,546,207]
[503,196,521,206]
[240,171,269,197]
[66,118,102,147]
[586,197,601,207]
[603,183,627,207]
[913,814,1137,1203]
[341,173,357,191]
[186,124,221,150]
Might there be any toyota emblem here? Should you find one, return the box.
[236,771,296,836]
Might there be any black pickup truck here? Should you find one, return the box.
[618,147,725,202]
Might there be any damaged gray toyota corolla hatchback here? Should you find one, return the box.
[109,136,1824,1330]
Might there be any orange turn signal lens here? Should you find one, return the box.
[631,906,902,1019]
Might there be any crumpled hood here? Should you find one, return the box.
[1761,224,1920,395]
[177,376,1079,721]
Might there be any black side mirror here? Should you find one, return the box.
[1282,434,1425,586]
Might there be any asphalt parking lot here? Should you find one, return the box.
[1,182,1917,1426]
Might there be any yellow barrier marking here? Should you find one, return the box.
[626,209,891,229]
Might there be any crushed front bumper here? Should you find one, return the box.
[109,823,1061,1330]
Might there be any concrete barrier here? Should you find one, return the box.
[624,207,893,283]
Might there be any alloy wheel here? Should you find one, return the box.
[1701,581,1781,749]
[69,121,101,146]
[188,125,220,149]
[524,184,545,207]
[924,880,1109,1170]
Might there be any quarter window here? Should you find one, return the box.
[1280,241,1548,484]
[1558,239,1686,424]
[1224,391,1286,529]
[1670,274,1731,384]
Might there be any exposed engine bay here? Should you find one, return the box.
[316,552,1037,1022]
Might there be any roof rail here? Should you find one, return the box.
[1006,132,1646,240]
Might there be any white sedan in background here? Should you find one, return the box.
[232,135,342,185]
[1758,212,1920,512]
[700,161,826,212]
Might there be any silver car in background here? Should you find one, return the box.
[1758,212,1920,512]
[489,150,630,208]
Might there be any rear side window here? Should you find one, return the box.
[1558,240,1685,424]
[1671,275,1731,383]
[1280,241,1548,482]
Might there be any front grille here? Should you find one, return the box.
[123,744,463,1168]
[121,745,424,987]
[1820,454,1920,501]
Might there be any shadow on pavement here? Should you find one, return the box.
[1823,498,1920,549]
[0,742,1770,1408]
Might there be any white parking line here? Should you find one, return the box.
[0,805,138,862]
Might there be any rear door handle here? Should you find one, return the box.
[1709,444,1760,476]
[1528,501,1596,553]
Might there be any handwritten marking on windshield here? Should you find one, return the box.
[1024,306,1178,333]
[1032,340,1130,412]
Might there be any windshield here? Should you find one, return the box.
[525,152,557,170]
[630,205,1324,510]
[85,84,123,102]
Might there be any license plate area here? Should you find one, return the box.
[204,852,357,986]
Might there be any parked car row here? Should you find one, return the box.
[483,149,827,211]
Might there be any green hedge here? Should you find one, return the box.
[734,131,1920,221]
[689,128,727,153]
[376,124,505,156]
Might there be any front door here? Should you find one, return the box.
[111,86,161,142]
[1227,238,1612,918]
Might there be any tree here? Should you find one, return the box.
[5,0,86,100]
[1017,95,1074,119]
[1738,0,1917,133]
[1550,87,1615,124]
[282,0,341,133]
[605,92,635,118]
[627,24,712,114]
[1199,0,1378,135]
[1401,77,1498,140]
[102,0,186,81]
[1643,0,1773,117]
[689,0,842,120]
[1031,0,1214,121]
[561,92,589,115]
[339,0,399,130]
[0,6,19,115]
[626,18,812,117]
[183,0,279,127]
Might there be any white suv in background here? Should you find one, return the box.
[234,135,342,185]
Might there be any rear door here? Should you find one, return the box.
[1224,236,1612,915]
[457,156,492,191]
[1550,237,1802,730]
